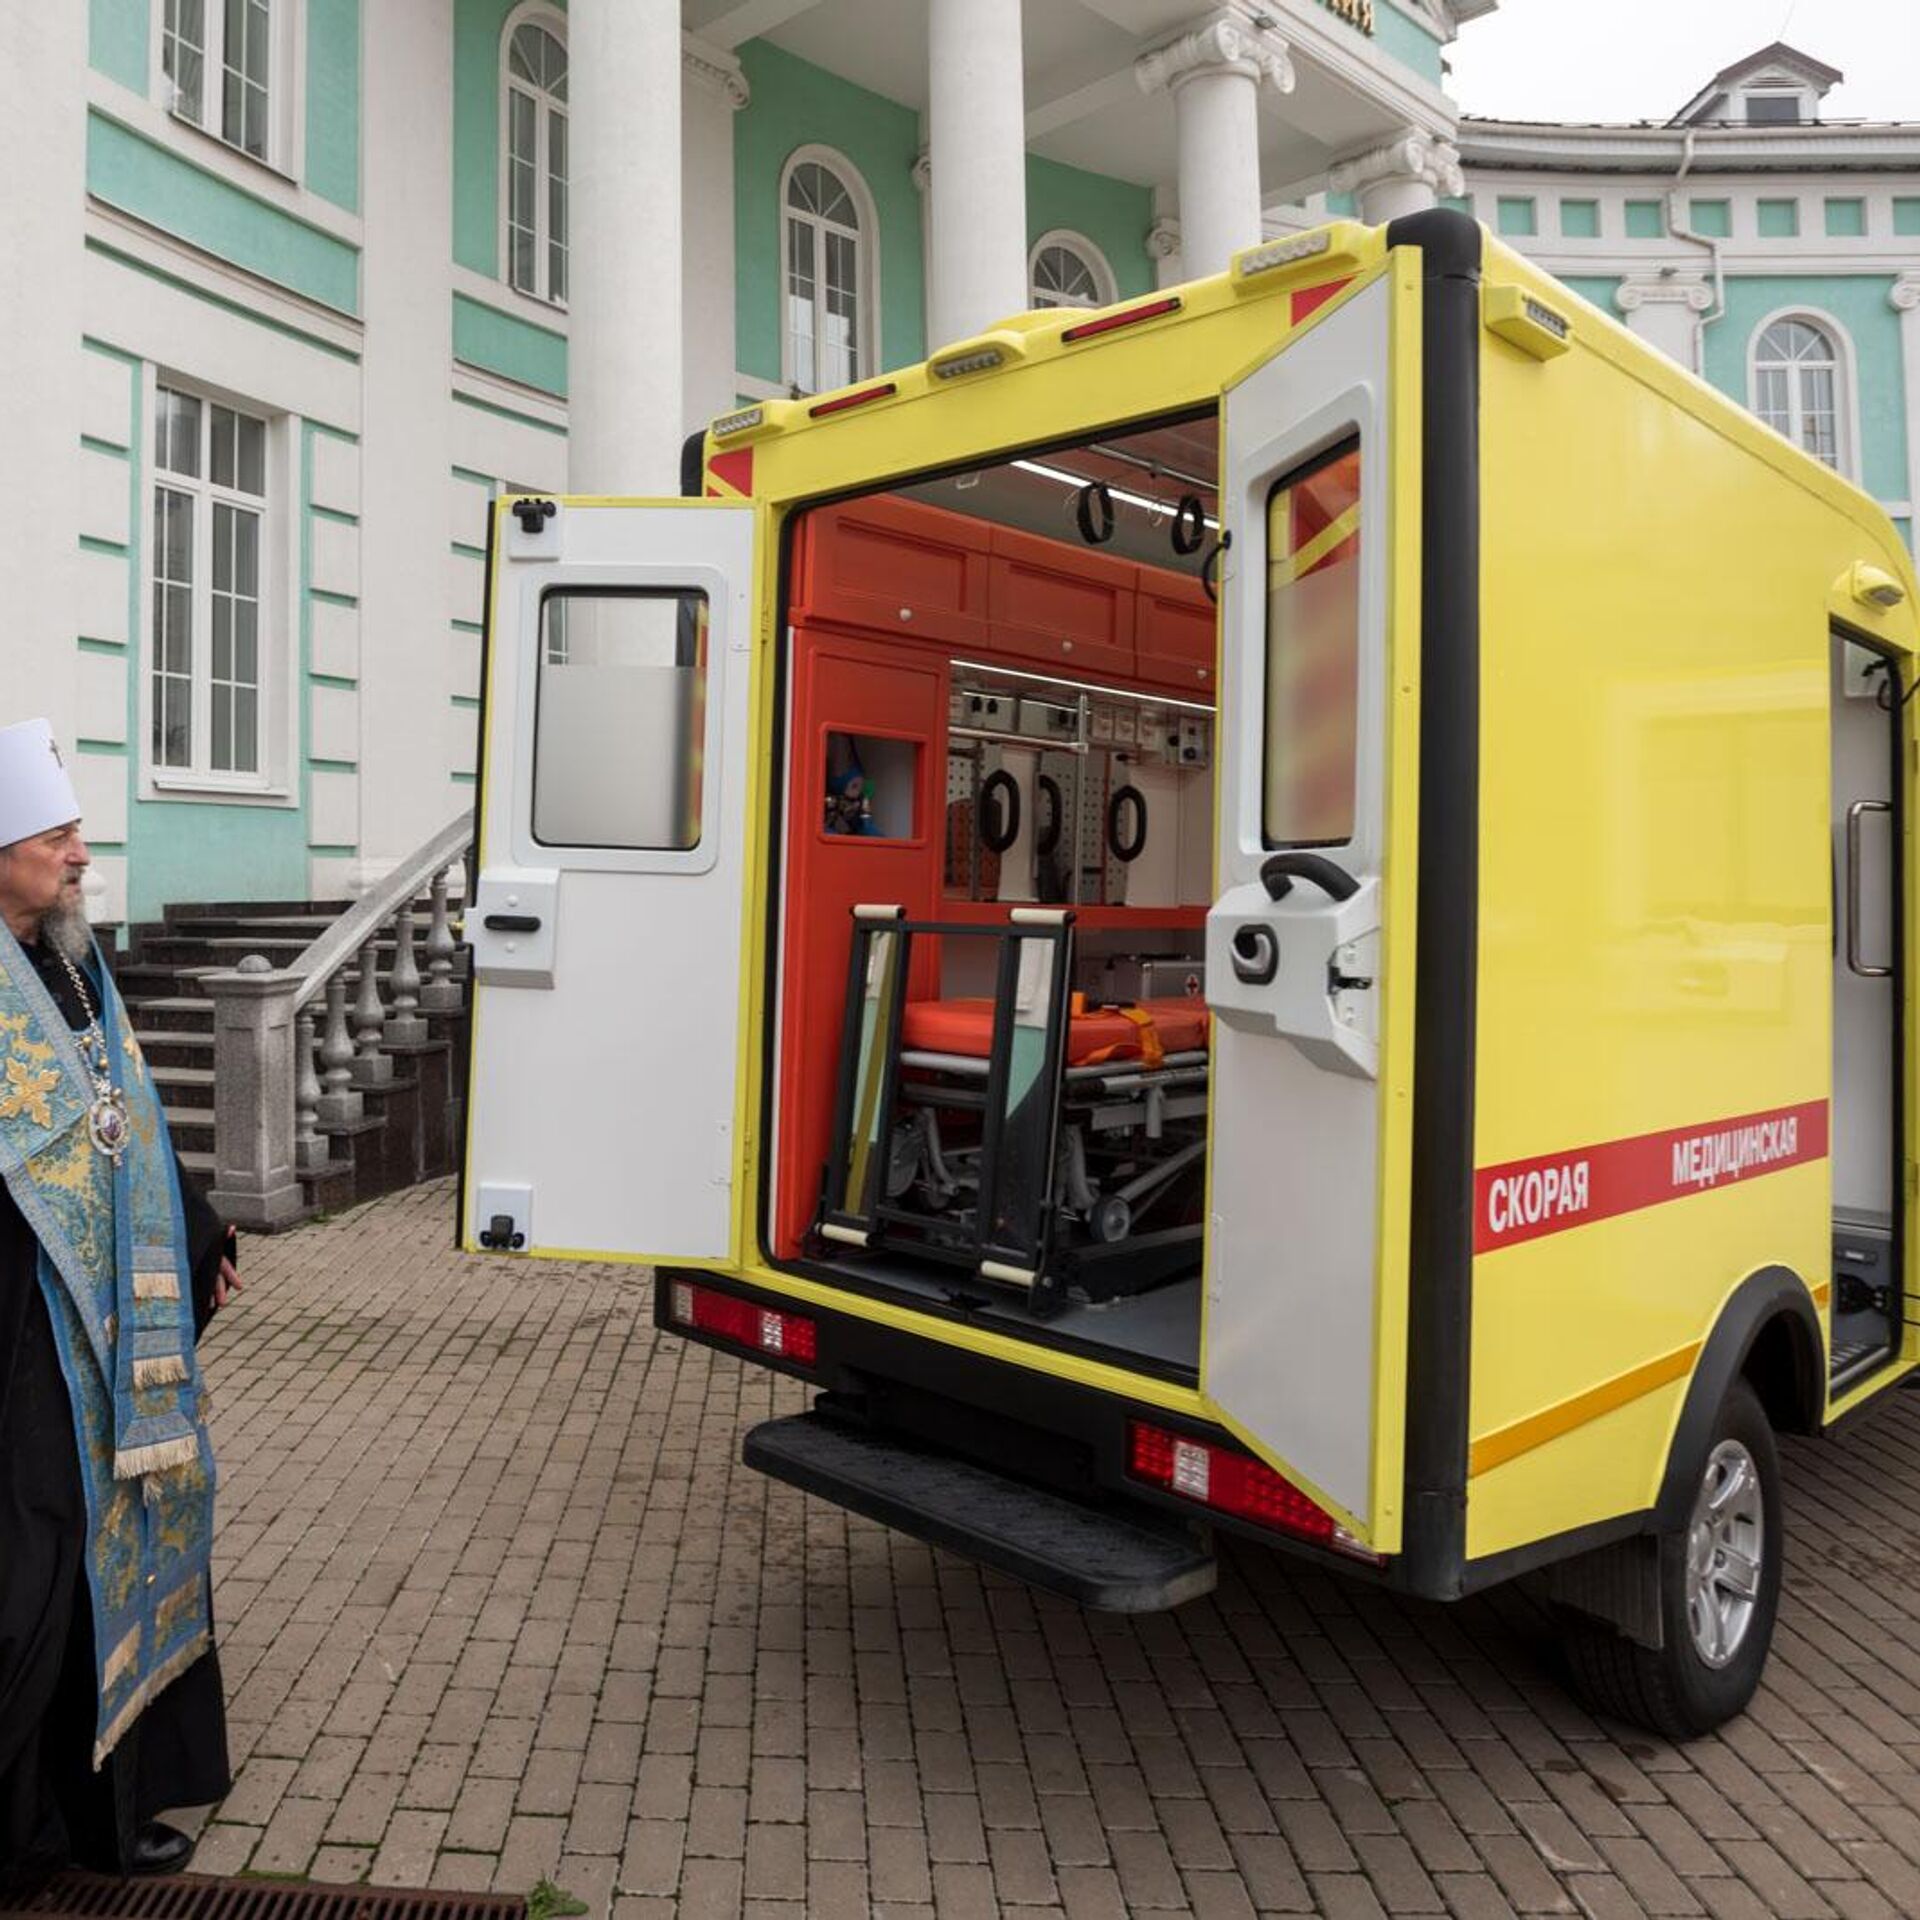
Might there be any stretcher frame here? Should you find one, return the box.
[815,907,1211,1314]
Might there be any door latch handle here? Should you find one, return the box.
[1230,924,1279,986]
[1261,852,1360,903]
[482,913,542,933]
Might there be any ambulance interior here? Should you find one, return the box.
[771,410,1259,1375]
[1830,629,1904,1389]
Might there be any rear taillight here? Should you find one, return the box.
[669,1279,818,1366]
[1127,1421,1382,1564]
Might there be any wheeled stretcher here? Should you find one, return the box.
[814,907,1208,1313]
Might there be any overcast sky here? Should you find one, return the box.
[1443,0,1919,126]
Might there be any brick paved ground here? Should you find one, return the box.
[180,1179,1920,1918]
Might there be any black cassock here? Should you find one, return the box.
[0,938,232,1889]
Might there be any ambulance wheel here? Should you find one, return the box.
[1560,1378,1781,1739]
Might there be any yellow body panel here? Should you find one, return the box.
[1465,241,1920,1560]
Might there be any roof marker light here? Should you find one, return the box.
[1235,229,1332,280]
[1060,296,1182,343]
[1486,284,1573,360]
[932,347,1005,380]
[809,380,898,418]
[712,405,764,438]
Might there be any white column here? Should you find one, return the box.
[926,0,1029,347]
[1327,129,1463,226]
[571,0,682,494]
[358,0,454,870]
[681,39,750,435]
[0,4,85,751]
[1893,275,1920,552]
[1136,15,1293,282]
[1615,274,1715,370]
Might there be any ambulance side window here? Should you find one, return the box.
[531,588,710,851]
[1262,437,1361,849]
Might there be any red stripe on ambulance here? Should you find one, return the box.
[1474,1100,1829,1254]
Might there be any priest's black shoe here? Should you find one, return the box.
[128,1822,195,1875]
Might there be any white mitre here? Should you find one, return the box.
[0,719,83,849]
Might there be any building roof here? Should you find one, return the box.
[1456,115,1920,174]
[1670,42,1844,128]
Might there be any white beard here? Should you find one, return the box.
[43,895,93,962]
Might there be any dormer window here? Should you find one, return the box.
[1743,90,1806,125]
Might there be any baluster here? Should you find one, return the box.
[349,937,394,1087]
[420,866,463,1012]
[385,907,429,1048]
[315,972,363,1125]
[294,1010,330,1172]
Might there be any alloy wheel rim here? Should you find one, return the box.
[1685,1438,1764,1669]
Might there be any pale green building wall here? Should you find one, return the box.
[734,40,927,387]
[1703,276,1910,508]
[82,0,370,914]
[1026,155,1154,300]
[1374,1,1445,86]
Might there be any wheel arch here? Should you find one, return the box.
[1654,1264,1823,1531]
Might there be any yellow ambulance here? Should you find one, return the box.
[460,210,1920,1736]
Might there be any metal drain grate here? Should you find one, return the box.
[8,1874,527,1920]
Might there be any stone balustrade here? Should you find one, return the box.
[207,814,473,1229]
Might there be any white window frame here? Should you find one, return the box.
[140,372,297,802]
[1747,308,1860,481]
[498,2,570,309]
[779,145,879,396]
[1736,85,1813,125]
[1028,230,1117,311]
[156,0,301,176]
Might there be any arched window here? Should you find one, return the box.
[503,11,568,304]
[782,153,872,393]
[1752,316,1843,469]
[1029,233,1115,310]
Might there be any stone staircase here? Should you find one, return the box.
[110,894,469,1221]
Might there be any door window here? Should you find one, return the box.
[1262,438,1362,849]
[531,589,709,850]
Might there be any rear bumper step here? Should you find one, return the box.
[743,1409,1216,1612]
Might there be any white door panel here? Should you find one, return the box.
[465,499,757,1262]
[1202,274,1407,1538]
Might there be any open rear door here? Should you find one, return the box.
[1202,258,1421,1552]
[462,496,757,1263]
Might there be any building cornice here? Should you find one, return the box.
[1459,119,1920,174]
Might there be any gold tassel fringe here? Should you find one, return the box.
[113,1431,200,1479]
[133,1354,189,1389]
[133,1269,181,1301]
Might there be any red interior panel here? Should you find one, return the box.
[1135,569,1216,695]
[987,525,1138,681]
[772,634,945,1259]
[792,493,992,653]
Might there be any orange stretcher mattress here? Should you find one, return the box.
[900,996,1210,1067]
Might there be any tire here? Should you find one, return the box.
[1560,1377,1781,1739]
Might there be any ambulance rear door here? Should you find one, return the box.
[462,496,758,1264]
[1202,255,1421,1553]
